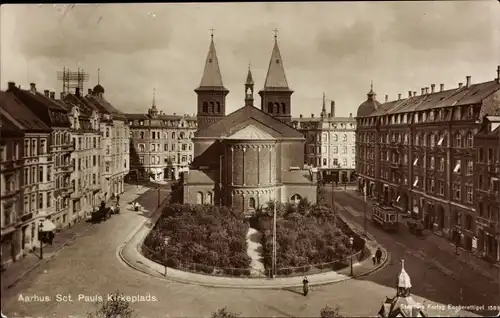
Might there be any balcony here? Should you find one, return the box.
[61,163,75,172]
[390,161,402,169]
[62,142,75,151]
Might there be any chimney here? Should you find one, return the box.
[75,87,80,97]
[408,91,412,98]
[458,82,463,89]
[330,101,335,117]
[466,76,471,88]
[431,84,435,93]
[398,93,401,100]
[173,113,176,116]
[88,88,92,95]
[440,84,444,92]
[385,95,388,103]
[311,114,314,118]
[43,90,49,97]
[497,65,500,83]
[425,87,429,95]
[413,91,417,97]
[300,114,303,118]
[7,82,15,90]
[421,88,425,95]
[60,92,64,99]
[30,83,36,94]
[349,112,352,118]
[50,92,55,100]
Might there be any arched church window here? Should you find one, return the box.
[274,103,280,114]
[281,103,286,114]
[196,192,203,204]
[216,102,221,113]
[249,197,256,209]
[209,102,214,113]
[268,102,273,113]
[202,102,208,113]
[290,194,302,205]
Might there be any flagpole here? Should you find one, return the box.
[272,194,277,279]
[363,184,367,237]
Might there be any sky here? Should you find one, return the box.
[1,2,499,117]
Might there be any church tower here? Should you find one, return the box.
[245,64,255,107]
[195,31,229,130]
[259,30,294,125]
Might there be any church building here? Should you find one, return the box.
[182,33,318,214]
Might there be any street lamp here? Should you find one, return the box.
[348,236,354,276]
[164,237,168,276]
[157,185,161,207]
[38,221,44,259]
[455,229,464,255]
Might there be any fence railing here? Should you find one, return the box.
[142,243,368,279]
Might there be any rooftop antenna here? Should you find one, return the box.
[210,27,215,39]
[273,28,278,41]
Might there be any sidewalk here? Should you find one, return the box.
[344,190,500,281]
[118,207,389,289]
[1,184,150,291]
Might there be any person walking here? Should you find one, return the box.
[116,194,120,205]
[302,276,309,296]
[375,247,383,264]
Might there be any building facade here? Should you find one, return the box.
[474,116,500,262]
[8,82,74,230]
[125,95,197,181]
[1,90,52,265]
[355,66,500,253]
[183,35,317,213]
[60,90,103,219]
[83,85,129,200]
[291,95,356,182]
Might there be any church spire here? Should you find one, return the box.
[198,29,226,89]
[245,63,254,107]
[152,88,157,109]
[368,80,376,99]
[149,88,158,118]
[322,92,326,113]
[263,28,290,90]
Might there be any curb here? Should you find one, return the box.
[3,186,148,291]
[118,215,390,290]
[5,224,93,290]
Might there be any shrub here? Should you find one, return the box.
[143,204,251,272]
[320,305,344,318]
[211,307,240,318]
[86,290,135,318]
[257,199,363,273]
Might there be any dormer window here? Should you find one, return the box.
[454,107,462,120]
[139,120,144,126]
[467,107,474,119]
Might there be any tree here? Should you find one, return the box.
[320,305,344,318]
[86,290,135,318]
[211,307,240,318]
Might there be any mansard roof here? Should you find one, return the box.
[0,91,51,132]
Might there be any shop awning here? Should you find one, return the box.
[40,219,56,232]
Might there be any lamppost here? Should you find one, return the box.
[349,236,354,276]
[38,221,44,259]
[157,185,161,207]
[455,229,464,255]
[164,237,168,276]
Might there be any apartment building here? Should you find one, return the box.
[59,90,103,220]
[0,90,52,265]
[125,97,197,181]
[355,66,500,251]
[474,117,500,262]
[291,95,357,182]
[8,82,74,230]
[84,85,129,199]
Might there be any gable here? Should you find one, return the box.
[227,124,276,140]
[195,105,304,139]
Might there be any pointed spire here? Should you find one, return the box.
[397,259,412,290]
[152,88,157,109]
[322,92,326,113]
[97,68,100,84]
[246,62,254,85]
[263,29,290,89]
[198,31,225,88]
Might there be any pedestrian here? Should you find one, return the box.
[372,255,377,265]
[375,247,382,264]
[302,276,309,296]
[116,194,120,205]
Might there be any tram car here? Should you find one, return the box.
[372,203,399,232]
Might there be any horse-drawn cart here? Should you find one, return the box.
[407,219,424,236]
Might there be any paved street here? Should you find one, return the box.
[1,186,482,318]
[329,189,500,317]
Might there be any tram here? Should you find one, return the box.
[372,203,399,232]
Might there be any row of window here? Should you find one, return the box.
[267,102,287,114]
[201,101,221,114]
[359,105,475,127]
[52,131,71,146]
[361,130,475,149]
[309,133,354,143]
[132,131,194,140]
[138,155,192,165]
[24,165,52,185]
[22,191,53,214]
[134,120,196,129]
[74,136,100,150]
[307,157,354,168]
[307,145,355,155]
[137,143,192,152]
